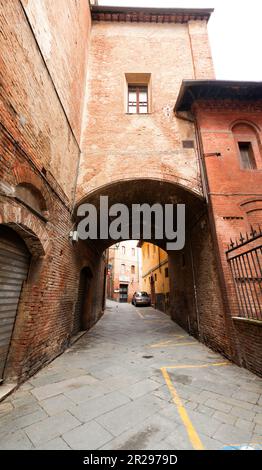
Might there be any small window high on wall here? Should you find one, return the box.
[128,85,148,114]
[125,73,151,114]
[238,142,256,170]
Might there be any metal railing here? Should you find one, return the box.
[226,226,262,321]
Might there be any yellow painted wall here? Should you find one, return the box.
[141,242,169,297]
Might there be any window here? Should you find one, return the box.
[122,245,126,255]
[128,85,148,114]
[132,248,135,256]
[165,267,169,278]
[121,264,125,274]
[154,273,157,281]
[131,265,135,274]
[147,244,150,257]
[238,142,256,170]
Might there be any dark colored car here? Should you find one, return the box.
[132,291,151,307]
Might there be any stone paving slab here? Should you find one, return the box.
[0,300,261,450]
[62,420,113,450]
[24,411,80,447]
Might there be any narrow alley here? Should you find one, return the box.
[0,301,261,450]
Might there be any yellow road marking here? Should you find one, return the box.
[161,367,205,450]
[135,309,144,319]
[166,362,230,370]
[161,361,230,449]
[150,340,173,347]
[150,341,198,349]
[149,335,187,348]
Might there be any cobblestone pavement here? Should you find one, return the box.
[0,300,261,450]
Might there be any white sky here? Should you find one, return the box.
[96,0,262,81]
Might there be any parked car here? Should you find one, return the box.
[132,291,151,307]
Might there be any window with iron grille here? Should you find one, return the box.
[128,85,148,114]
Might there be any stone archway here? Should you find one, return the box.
[74,178,231,357]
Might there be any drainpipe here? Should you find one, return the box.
[189,230,201,339]
[176,109,237,360]
[174,110,209,202]
[175,110,205,338]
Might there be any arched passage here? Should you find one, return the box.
[0,225,31,381]
[75,178,230,356]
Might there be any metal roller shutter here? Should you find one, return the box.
[0,226,30,381]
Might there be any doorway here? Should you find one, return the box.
[73,267,93,335]
[119,283,128,303]
[0,225,30,382]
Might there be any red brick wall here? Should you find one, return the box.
[195,101,262,376]
[188,21,215,79]
[0,1,107,383]
[20,0,91,141]
[0,0,88,200]
[77,18,214,202]
[169,213,232,359]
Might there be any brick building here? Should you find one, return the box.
[0,1,261,390]
[107,241,142,303]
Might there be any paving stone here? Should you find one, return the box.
[251,404,262,414]
[0,430,33,449]
[64,383,105,404]
[213,423,253,444]
[184,401,198,411]
[235,418,255,432]
[0,402,43,426]
[0,300,261,451]
[161,425,193,450]
[40,394,75,416]
[96,395,162,437]
[100,413,178,450]
[253,413,262,425]
[254,423,262,435]
[197,404,215,417]
[186,410,221,437]
[0,402,13,415]
[31,375,98,401]
[213,411,236,425]
[120,378,160,399]
[11,394,38,408]
[204,398,232,413]
[232,390,260,405]
[63,420,112,450]
[69,391,130,423]
[12,409,48,429]
[230,406,255,421]
[24,411,80,446]
[198,390,254,410]
[197,432,224,450]
[36,437,71,450]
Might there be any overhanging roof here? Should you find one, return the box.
[174,80,262,112]
[91,5,213,23]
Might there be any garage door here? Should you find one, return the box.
[0,226,30,381]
